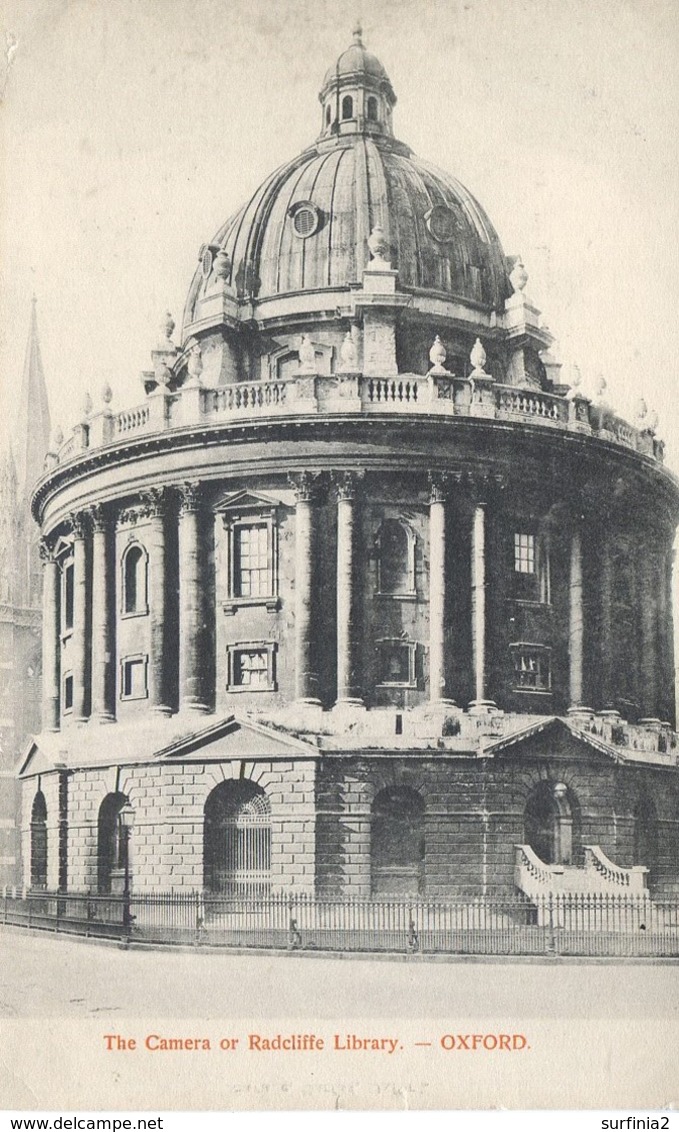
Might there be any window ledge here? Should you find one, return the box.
[512,687,553,695]
[226,684,277,694]
[507,599,552,609]
[223,597,281,616]
[374,591,418,602]
[376,681,418,690]
[120,607,149,620]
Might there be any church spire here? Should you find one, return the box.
[14,295,52,504]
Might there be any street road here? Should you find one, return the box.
[1,927,676,1019]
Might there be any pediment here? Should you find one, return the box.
[484,716,625,764]
[18,740,58,777]
[213,488,281,513]
[155,714,319,761]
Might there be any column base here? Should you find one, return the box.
[181,701,212,715]
[468,699,497,715]
[151,704,174,717]
[93,712,116,724]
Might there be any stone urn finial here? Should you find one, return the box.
[54,426,64,447]
[594,372,607,401]
[339,330,357,372]
[186,342,203,384]
[101,381,113,406]
[647,408,659,433]
[82,391,93,420]
[428,335,448,375]
[470,337,487,375]
[509,257,529,293]
[160,310,175,344]
[298,334,316,373]
[367,225,390,267]
[213,249,231,280]
[352,20,364,45]
[634,397,648,423]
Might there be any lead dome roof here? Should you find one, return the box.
[183,32,511,327]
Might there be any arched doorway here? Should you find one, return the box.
[97,792,130,894]
[524,781,580,865]
[30,791,48,889]
[204,781,271,896]
[371,786,425,896]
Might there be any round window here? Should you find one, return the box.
[289,201,321,239]
[200,245,214,277]
[425,205,458,243]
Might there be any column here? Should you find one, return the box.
[639,541,659,720]
[600,536,614,709]
[428,474,454,704]
[90,505,115,722]
[470,501,494,710]
[568,527,584,709]
[290,473,320,703]
[40,539,60,731]
[147,488,172,714]
[334,471,363,704]
[178,482,209,712]
[71,512,89,722]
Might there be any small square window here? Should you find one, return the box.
[227,642,276,692]
[511,647,551,692]
[377,640,417,688]
[120,656,148,700]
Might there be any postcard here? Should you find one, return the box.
[1,0,678,1114]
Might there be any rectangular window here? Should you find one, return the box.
[63,673,74,712]
[514,533,535,574]
[234,525,269,598]
[227,642,276,692]
[63,561,75,631]
[121,656,148,700]
[511,647,551,692]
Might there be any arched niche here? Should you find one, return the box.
[30,791,48,889]
[97,791,130,894]
[371,785,425,896]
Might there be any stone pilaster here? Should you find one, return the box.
[568,527,584,710]
[178,483,209,712]
[600,536,614,709]
[70,512,89,722]
[428,473,454,704]
[40,539,60,731]
[90,505,115,722]
[146,488,172,714]
[470,501,494,711]
[333,471,364,705]
[639,541,659,720]
[289,473,321,704]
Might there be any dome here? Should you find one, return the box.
[183,33,510,330]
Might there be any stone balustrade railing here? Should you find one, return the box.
[582,845,648,892]
[514,844,561,890]
[47,369,665,468]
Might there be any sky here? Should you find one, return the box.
[1,0,678,465]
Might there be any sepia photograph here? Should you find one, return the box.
[0,0,678,1114]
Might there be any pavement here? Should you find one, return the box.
[1,926,677,1019]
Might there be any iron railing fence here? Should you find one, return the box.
[2,888,678,957]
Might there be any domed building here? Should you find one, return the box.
[20,29,679,908]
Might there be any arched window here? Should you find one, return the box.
[204,781,271,896]
[122,543,148,615]
[30,791,47,889]
[97,792,130,894]
[366,96,378,121]
[62,559,74,632]
[377,519,415,595]
[325,104,331,126]
[524,781,580,865]
[371,786,425,896]
[341,95,354,121]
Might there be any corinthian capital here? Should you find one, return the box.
[288,471,322,503]
[331,469,365,502]
[177,481,201,514]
